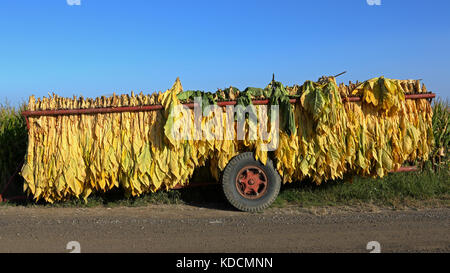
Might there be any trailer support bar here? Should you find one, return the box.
[22,92,436,130]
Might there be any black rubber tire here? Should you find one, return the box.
[222,152,281,212]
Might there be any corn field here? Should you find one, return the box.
[0,103,28,198]
[431,98,449,170]
[14,76,443,203]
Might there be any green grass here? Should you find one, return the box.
[38,189,185,208]
[0,184,227,208]
[273,167,449,208]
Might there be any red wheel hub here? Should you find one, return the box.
[235,166,268,199]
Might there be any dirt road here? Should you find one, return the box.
[0,204,448,253]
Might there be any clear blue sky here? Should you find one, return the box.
[1,0,449,106]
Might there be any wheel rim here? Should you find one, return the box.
[235,166,268,200]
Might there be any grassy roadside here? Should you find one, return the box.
[273,168,449,209]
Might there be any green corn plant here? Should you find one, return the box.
[0,102,28,198]
[431,98,449,171]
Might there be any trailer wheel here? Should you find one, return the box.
[222,152,281,212]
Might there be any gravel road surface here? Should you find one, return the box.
[0,205,448,253]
